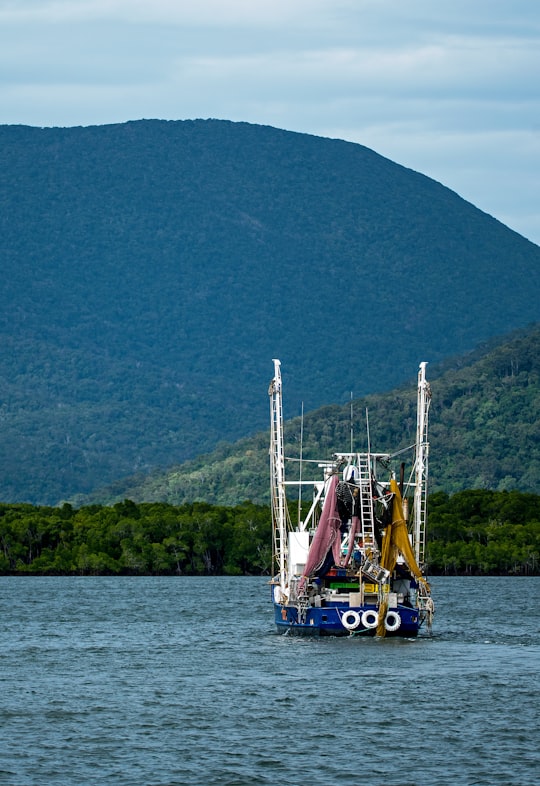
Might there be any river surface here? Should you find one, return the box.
[0,576,538,785]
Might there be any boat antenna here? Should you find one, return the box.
[365,407,371,454]
[350,392,354,452]
[298,401,304,524]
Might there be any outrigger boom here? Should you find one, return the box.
[269,360,434,637]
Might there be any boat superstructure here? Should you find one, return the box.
[269,360,434,636]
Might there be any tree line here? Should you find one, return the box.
[0,489,538,576]
[427,489,539,575]
[0,500,271,576]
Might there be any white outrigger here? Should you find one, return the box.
[269,360,434,636]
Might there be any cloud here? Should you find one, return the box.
[0,0,329,26]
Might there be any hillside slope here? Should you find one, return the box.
[77,323,540,506]
[1,119,539,503]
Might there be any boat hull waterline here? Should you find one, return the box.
[273,601,422,637]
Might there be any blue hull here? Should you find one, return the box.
[274,602,422,637]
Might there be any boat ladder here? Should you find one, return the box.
[415,480,428,566]
[357,453,376,547]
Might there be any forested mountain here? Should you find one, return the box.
[80,324,540,505]
[1,119,539,504]
[81,323,540,506]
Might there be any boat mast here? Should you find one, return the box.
[297,401,304,526]
[413,361,431,566]
[269,359,287,592]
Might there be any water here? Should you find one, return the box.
[0,576,538,786]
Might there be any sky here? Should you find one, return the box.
[1,0,539,245]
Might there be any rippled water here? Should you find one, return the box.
[1,576,538,785]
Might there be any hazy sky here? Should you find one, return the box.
[2,0,539,244]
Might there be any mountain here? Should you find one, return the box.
[75,322,540,506]
[1,119,539,504]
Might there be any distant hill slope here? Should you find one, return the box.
[1,119,539,504]
[77,323,540,506]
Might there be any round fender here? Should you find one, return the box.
[342,610,361,630]
[385,610,402,632]
[361,609,378,629]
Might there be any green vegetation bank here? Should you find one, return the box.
[1,490,538,576]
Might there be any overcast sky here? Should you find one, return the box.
[2,0,539,245]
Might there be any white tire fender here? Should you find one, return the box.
[385,611,401,632]
[361,609,378,629]
[342,610,361,630]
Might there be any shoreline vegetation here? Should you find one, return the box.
[0,488,538,577]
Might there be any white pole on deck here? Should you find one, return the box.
[414,361,431,566]
[269,359,287,592]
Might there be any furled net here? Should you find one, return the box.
[377,478,430,636]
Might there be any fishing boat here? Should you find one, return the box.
[269,360,434,637]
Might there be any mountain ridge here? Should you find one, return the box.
[1,119,539,503]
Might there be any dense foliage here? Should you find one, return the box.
[0,500,271,576]
[427,490,540,575]
[1,120,539,504]
[1,489,538,576]
[87,323,540,506]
